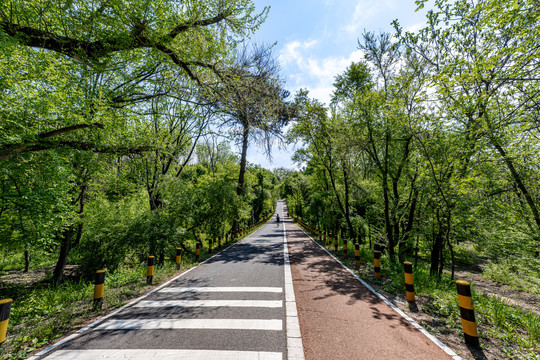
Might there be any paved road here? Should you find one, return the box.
[37,201,301,360]
[283,203,459,360]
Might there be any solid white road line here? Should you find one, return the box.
[133,300,282,308]
[43,349,283,360]
[281,202,305,360]
[159,287,283,293]
[94,318,283,331]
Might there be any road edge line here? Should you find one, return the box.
[282,204,305,360]
[294,225,462,360]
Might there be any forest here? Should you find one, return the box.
[1,0,540,359]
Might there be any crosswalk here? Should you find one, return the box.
[36,204,301,360]
[40,284,286,359]
[41,286,285,360]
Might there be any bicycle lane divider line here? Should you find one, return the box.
[281,201,305,360]
[28,220,272,360]
[293,222,462,360]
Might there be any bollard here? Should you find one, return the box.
[456,280,480,347]
[373,250,381,280]
[147,256,155,284]
[195,243,200,262]
[176,248,181,270]
[355,243,360,268]
[209,239,213,254]
[343,238,348,258]
[0,298,12,345]
[403,262,415,303]
[93,270,106,310]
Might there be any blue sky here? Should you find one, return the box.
[244,0,428,170]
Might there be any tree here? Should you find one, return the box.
[0,0,268,282]
[214,44,294,197]
[399,0,540,251]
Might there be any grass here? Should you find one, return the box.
[297,222,540,360]
[483,259,540,295]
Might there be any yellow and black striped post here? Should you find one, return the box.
[343,238,348,258]
[355,243,360,268]
[147,256,155,284]
[93,270,106,310]
[403,261,415,303]
[456,280,479,347]
[373,250,381,280]
[175,248,181,270]
[195,243,200,262]
[0,298,12,345]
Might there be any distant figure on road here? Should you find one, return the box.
[276,214,280,226]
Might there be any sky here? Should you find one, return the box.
[243,0,428,170]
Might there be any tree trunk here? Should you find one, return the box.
[53,226,75,284]
[52,180,87,284]
[430,231,444,277]
[398,188,418,262]
[24,249,30,272]
[492,139,540,240]
[237,124,250,196]
[342,162,355,238]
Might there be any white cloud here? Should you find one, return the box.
[342,0,399,35]
[279,42,364,105]
[405,23,423,33]
[278,40,318,66]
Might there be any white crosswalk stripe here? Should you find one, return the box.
[159,286,283,293]
[43,349,283,360]
[133,299,282,308]
[95,318,283,331]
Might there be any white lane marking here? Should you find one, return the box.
[281,201,305,360]
[43,349,282,360]
[133,300,282,308]
[295,224,462,360]
[159,287,283,293]
[94,318,283,331]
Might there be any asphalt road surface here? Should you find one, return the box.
[37,200,300,360]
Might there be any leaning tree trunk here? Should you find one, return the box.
[52,183,87,284]
[53,226,75,284]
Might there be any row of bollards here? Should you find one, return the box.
[0,214,275,346]
[290,214,480,349]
